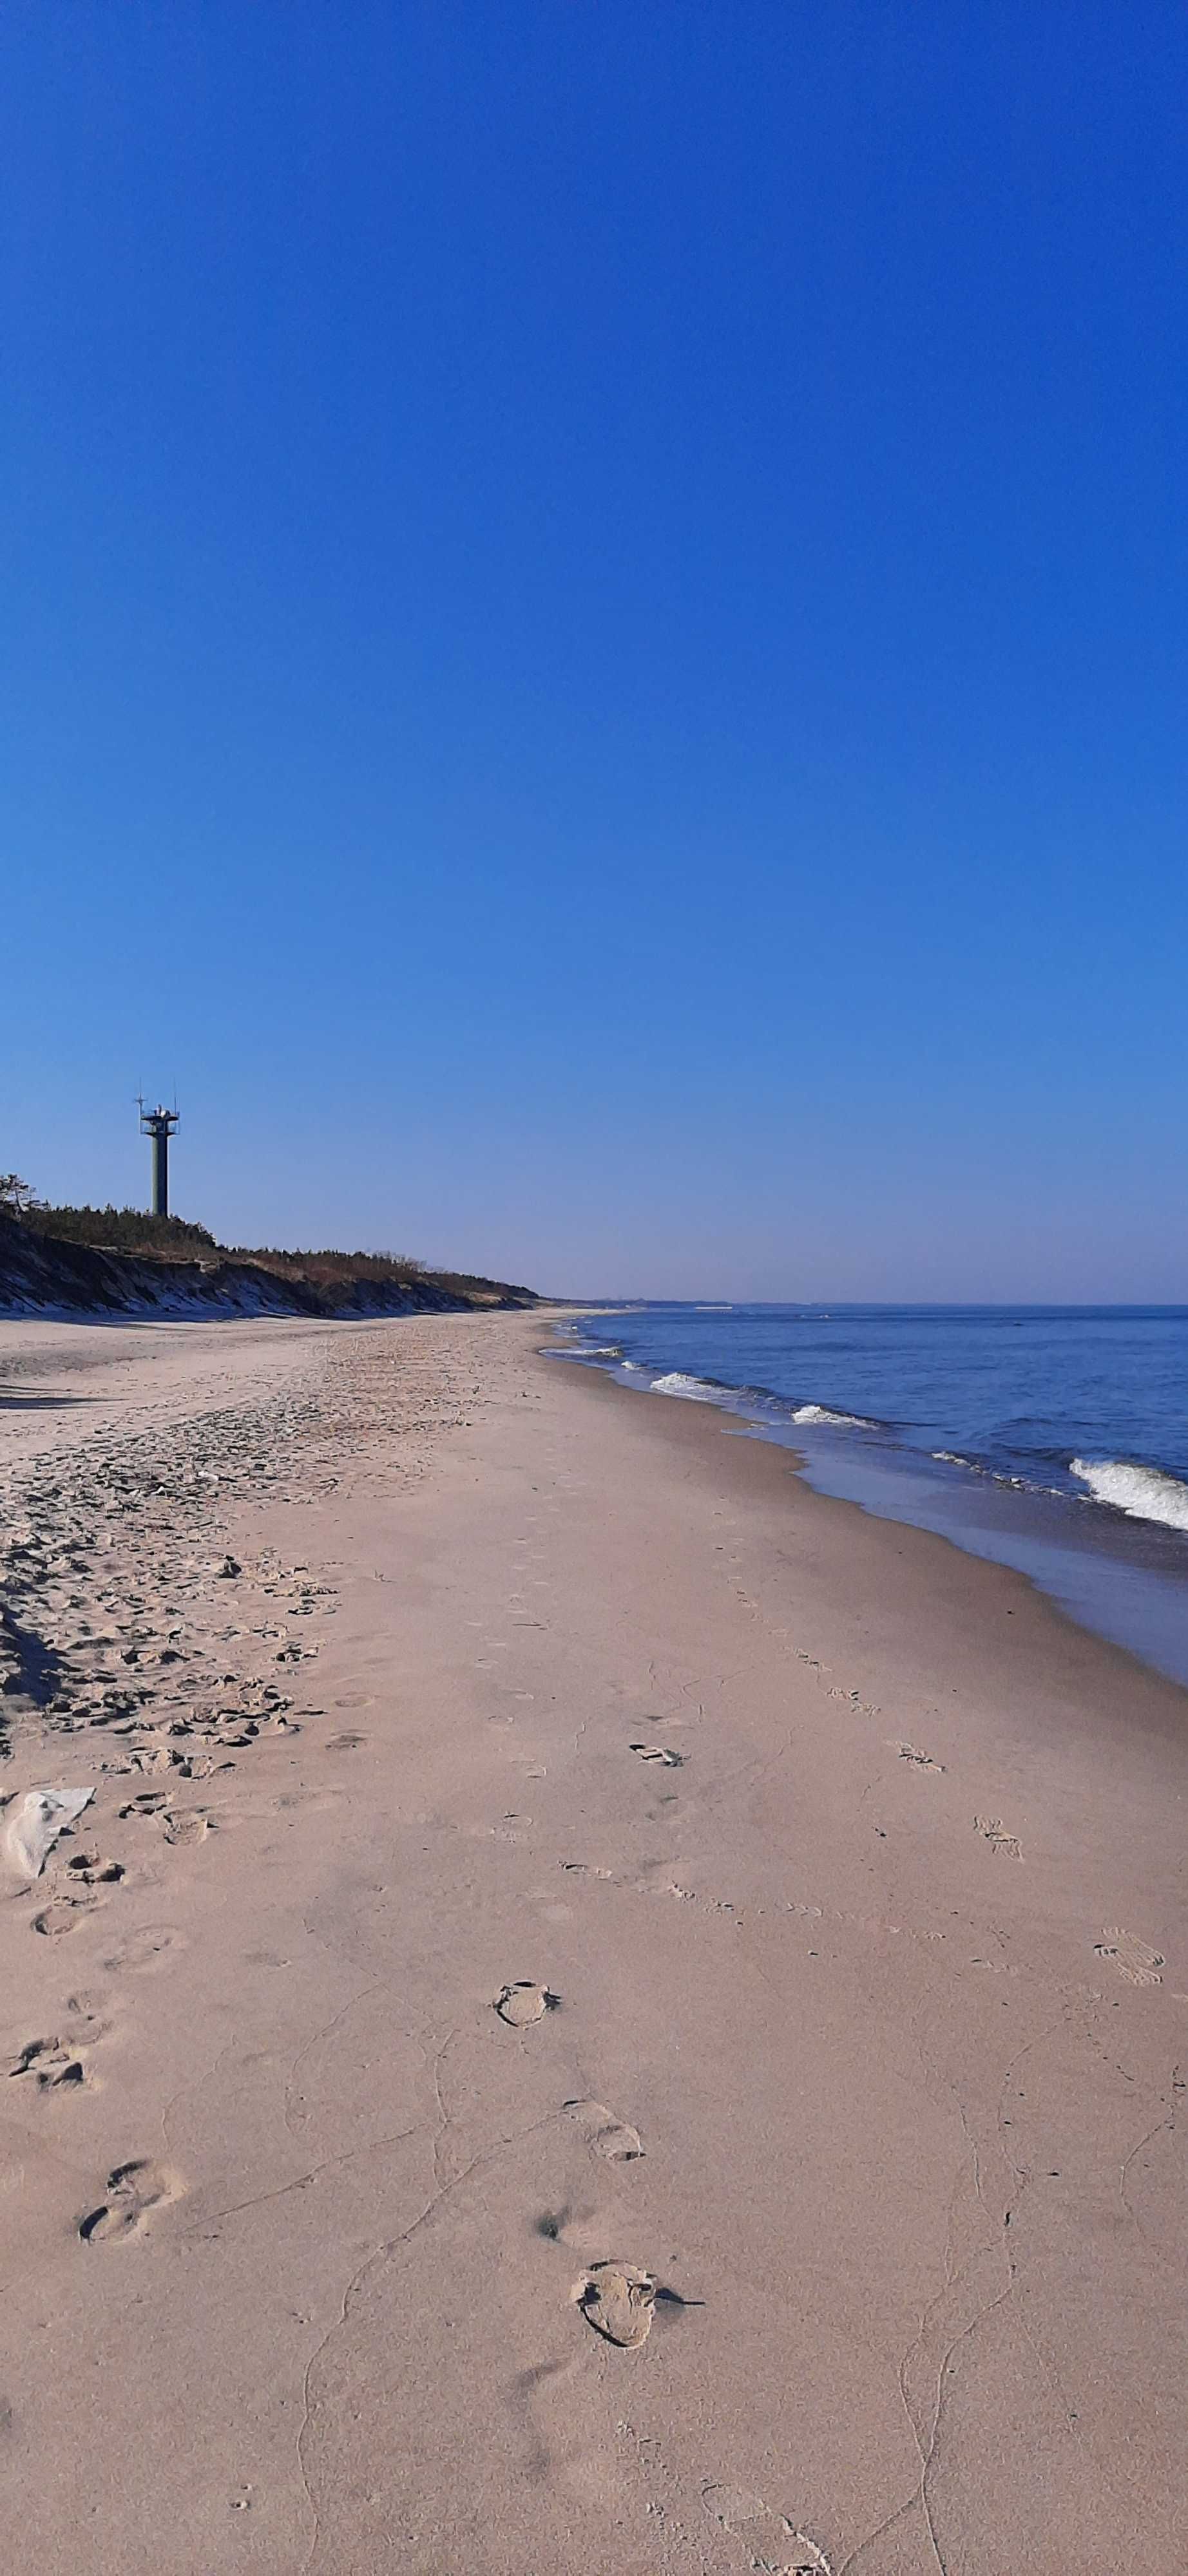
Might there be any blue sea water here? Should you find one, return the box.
[552,1306,1188,1688]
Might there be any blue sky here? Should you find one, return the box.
[3,3,1184,1297]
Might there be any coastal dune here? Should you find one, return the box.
[1,1311,1184,2572]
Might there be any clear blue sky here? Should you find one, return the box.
[3,3,1184,1298]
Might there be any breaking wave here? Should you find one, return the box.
[1070,1458,1188,1534]
[791,1403,877,1429]
[649,1372,722,1402]
[646,1378,883,1431]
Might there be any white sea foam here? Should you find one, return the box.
[573,1345,622,1358]
[791,1403,877,1429]
[649,1372,721,1401]
[1070,1458,1188,1534]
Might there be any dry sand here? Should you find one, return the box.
[1,1311,1185,2573]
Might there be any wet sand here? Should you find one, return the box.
[1,1311,1185,2573]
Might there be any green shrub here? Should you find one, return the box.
[32,1204,218,1256]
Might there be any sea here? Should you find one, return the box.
[550,1305,1188,1689]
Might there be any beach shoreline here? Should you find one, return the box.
[2,1310,1185,2571]
[550,1340,1188,1742]
[550,1311,1188,1692]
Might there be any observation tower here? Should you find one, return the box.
[137,1098,180,1217]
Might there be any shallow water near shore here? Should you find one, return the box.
[555,1303,1188,1687]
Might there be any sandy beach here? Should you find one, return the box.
[1,1309,1185,2575]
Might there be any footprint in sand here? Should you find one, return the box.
[564,2098,644,2163]
[7,2037,88,2090]
[702,2483,834,2573]
[170,1752,224,1782]
[31,1895,104,1938]
[101,1922,184,1975]
[113,1744,175,1779]
[973,1814,1023,1860]
[79,2159,182,2244]
[325,1732,366,1751]
[539,2203,612,2252]
[629,1743,685,1768]
[62,1852,126,1887]
[574,2261,656,2348]
[896,1743,944,1772]
[494,1981,559,2026]
[1094,1927,1165,1985]
[160,1810,216,1846]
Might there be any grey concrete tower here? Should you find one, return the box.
[139,1100,180,1217]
